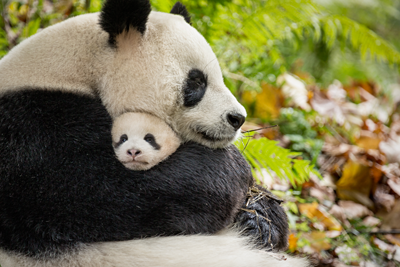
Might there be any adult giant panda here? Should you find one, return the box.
[0,0,307,266]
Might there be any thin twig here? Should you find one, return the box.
[366,230,400,235]
[241,125,278,134]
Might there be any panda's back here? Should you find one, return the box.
[0,13,106,95]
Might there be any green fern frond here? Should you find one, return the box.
[324,16,400,65]
[235,137,321,187]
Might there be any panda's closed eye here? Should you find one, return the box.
[144,133,161,150]
[183,69,208,107]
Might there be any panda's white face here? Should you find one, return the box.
[102,12,247,148]
[0,3,246,149]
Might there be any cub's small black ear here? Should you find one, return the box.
[170,2,191,24]
[100,0,151,46]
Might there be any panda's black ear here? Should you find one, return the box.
[100,0,151,46]
[170,2,191,24]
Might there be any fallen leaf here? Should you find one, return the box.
[303,231,331,252]
[362,216,381,227]
[381,200,400,230]
[253,82,283,120]
[373,237,396,254]
[338,200,373,220]
[329,205,351,227]
[355,133,381,150]
[374,185,395,212]
[277,73,311,111]
[336,160,374,209]
[385,234,400,247]
[298,202,343,231]
[379,138,400,164]
[288,233,298,252]
[326,230,342,238]
[387,178,400,196]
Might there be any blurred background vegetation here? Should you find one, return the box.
[2,0,400,266]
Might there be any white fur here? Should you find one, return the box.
[0,231,309,267]
[0,11,246,149]
[112,112,180,170]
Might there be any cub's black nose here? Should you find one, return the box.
[227,113,245,131]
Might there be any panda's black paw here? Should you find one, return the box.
[235,186,289,252]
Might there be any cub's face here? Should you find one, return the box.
[111,113,180,171]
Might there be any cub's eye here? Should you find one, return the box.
[144,133,155,143]
[120,134,128,143]
[144,133,161,150]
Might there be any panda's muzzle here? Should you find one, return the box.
[227,113,245,131]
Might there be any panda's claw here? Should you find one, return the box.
[235,186,289,252]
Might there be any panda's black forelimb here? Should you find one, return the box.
[235,185,289,252]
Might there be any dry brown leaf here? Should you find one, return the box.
[387,178,400,196]
[337,200,373,220]
[325,230,342,238]
[329,205,349,225]
[379,138,400,164]
[385,235,400,247]
[310,187,335,203]
[381,200,400,230]
[362,216,381,227]
[374,185,395,212]
[298,202,343,231]
[373,237,396,254]
[277,73,311,111]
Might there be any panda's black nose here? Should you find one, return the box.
[227,113,245,131]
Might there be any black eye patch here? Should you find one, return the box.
[114,134,128,148]
[183,69,207,107]
[144,133,160,150]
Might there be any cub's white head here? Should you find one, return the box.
[112,112,180,170]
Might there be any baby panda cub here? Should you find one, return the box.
[112,112,180,170]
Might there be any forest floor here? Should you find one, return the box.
[242,73,400,267]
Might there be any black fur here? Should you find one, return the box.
[170,2,191,24]
[0,89,290,257]
[99,0,151,46]
[183,69,207,107]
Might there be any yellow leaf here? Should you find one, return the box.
[288,233,298,252]
[336,160,374,209]
[309,231,331,251]
[355,136,381,150]
[298,202,343,231]
[253,82,282,120]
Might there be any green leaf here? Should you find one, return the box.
[235,137,321,187]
